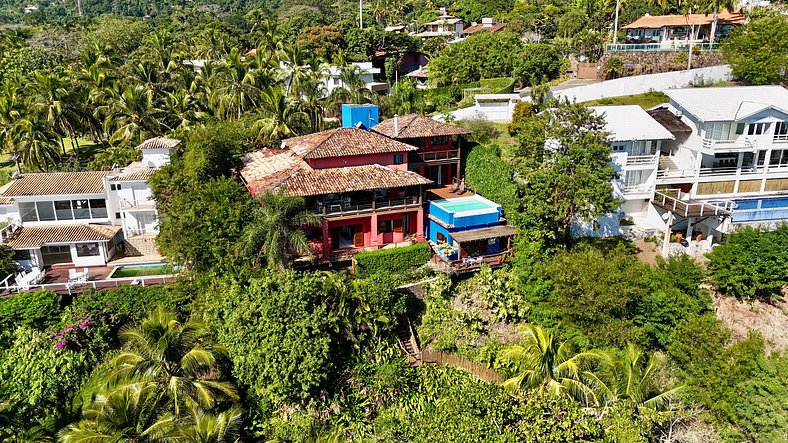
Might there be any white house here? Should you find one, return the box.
[573,105,674,237]
[416,9,464,39]
[0,137,178,270]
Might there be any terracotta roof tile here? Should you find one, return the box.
[0,198,14,205]
[462,22,507,34]
[5,224,121,249]
[278,164,433,197]
[136,137,181,150]
[372,114,471,139]
[623,9,744,29]
[240,149,312,196]
[2,172,108,196]
[110,162,158,181]
[284,128,418,159]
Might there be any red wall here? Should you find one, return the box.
[308,152,409,171]
[407,136,453,152]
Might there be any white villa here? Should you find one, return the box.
[579,86,788,253]
[416,9,464,39]
[0,137,176,271]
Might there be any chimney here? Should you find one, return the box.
[394,114,399,137]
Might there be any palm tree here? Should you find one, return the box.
[104,307,239,416]
[706,0,735,47]
[239,191,321,270]
[0,79,23,157]
[215,49,259,120]
[253,86,308,143]
[279,45,310,97]
[174,406,243,443]
[299,78,328,133]
[586,344,683,411]
[498,325,602,404]
[25,71,80,155]
[58,381,175,443]
[329,65,375,109]
[98,85,167,146]
[14,117,61,171]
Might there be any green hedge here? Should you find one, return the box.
[465,143,520,221]
[479,77,516,94]
[354,243,431,278]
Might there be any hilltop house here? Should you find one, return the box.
[0,137,175,271]
[622,9,745,46]
[239,105,432,263]
[372,114,470,186]
[416,9,464,40]
[461,18,507,37]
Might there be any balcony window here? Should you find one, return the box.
[705,123,731,140]
[775,122,788,141]
[73,200,90,220]
[89,199,108,219]
[624,170,646,187]
[393,154,404,165]
[12,249,31,261]
[431,135,449,146]
[747,123,769,136]
[770,150,788,166]
[612,144,626,152]
[378,218,403,234]
[36,201,56,222]
[55,200,73,220]
[19,202,37,222]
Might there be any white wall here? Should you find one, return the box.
[141,149,171,168]
[552,65,733,103]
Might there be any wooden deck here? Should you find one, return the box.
[426,185,475,201]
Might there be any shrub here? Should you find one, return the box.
[706,225,788,300]
[479,77,516,94]
[0,290,61,333]
[354,242,431,278]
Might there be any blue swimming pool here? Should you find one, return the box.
[731,196,788,223]
[432,196,499,213]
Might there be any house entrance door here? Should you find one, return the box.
[41,245,72,265]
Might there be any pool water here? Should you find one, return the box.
[110,262,180,278]
[433,196,499,213]
[731,196,788,223]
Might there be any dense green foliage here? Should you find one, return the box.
[722,15,788,85]
[464,142,520,220]
[707,225,788,300]
[353,242,431,278]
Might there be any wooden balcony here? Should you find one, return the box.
[312,196,422,218]
[429,251,511,275]
[409,149,460,165]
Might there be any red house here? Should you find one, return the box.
[239,127,432,263]
[372,114,470,186]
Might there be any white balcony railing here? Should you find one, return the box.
[700,138,754,150]
[625,154,658,166]
[657,164,788,180]
[623,184,654,194]
[119,199,156,210]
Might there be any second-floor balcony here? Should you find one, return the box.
[409,149,460,165]
[311,195,422,217]
[657,163,788,180]
[625,154,658,166]
[119,199,157,211]
[701,137,754,151]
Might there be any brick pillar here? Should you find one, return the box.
[321,218,331,259]
[370,213,379,249]
[416,208,425,242]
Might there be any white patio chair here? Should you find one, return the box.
[68,269,79,282]
[82,268,90,282]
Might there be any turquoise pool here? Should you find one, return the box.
[432,196,499,213]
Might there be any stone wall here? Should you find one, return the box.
[600,50,725,76]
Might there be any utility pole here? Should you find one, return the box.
[359,0,363,29]
[613,0,620,44]
[76,0,83,16]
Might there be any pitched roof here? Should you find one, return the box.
[588,105,674,141]
[278,164,432,197]
[109,162,158,181]
[451,225,516,243]
[2,171,108,197]
[283,128,418,159]
[240,148,311,196]
[462,22,507,34]
[664,86,788,121]
[5,224,121,249]
[372,114,471,139]
[623,8,744,29]
[647,107,693,133]
[136,137,181,150]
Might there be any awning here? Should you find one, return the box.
[5,224,122,249]
[451,225,516,243]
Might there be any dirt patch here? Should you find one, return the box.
[713,291,788,353]
[634,238,660,266]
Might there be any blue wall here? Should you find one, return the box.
[342,104,379,129]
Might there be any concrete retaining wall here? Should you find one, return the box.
[552,65,733,103]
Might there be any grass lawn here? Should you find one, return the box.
[111,264,177,278]
[582,91,669,109]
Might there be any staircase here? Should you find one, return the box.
[124,233,158,256]
[396,318,422,365]
[659,155,678,171]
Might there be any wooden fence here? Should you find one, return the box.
[421,349,503,384]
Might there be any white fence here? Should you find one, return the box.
[551,65,733,103]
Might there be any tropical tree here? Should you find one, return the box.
[239,191,321,270]
[59,382,175,443]
[215,49,259,120]
[174,406,243,443]
[24,71,80,155]
[14,117,61,171]
[329,65,375,107]
[586,344,683,411]
[253,86,308,143]
[103,307,239,416]
[498,325,602,404]
[98,85,167,146]
[706,0,735,47]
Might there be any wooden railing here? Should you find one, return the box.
[409,149,460,163]
[313,197,421,216]
[442,251,510,271]
[652,189,733,218]
[422,350,503,383]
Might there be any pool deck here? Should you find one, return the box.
[427,185,475,201]
[109,253,166,265]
